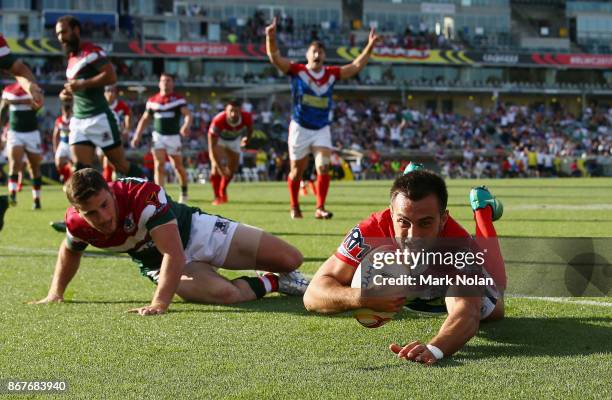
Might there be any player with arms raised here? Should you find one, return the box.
[266,18,380,219]
[208,100,252,205]
[132,73,192,203]
[31,169,310,315]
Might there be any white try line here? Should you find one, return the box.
[3,246,611,307]
[512,296,612,307]
[508,204,612,211]
[0,245,128,259]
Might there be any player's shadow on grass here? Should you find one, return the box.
[172,295,313,316]
[462,316,612,359]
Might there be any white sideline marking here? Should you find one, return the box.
[509,204,612,211]
[0,246,127,259]
[4,246,611,307]
[511,296,612,307]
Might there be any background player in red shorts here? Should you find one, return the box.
[208,101,252,205]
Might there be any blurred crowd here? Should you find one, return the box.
[1,98,610,183]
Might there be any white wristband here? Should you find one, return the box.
[426,344,444,360]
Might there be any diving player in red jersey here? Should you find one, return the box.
[101,85,132,182]
[31,169,310,315]
[266,17,380,219]
[208,101,253,205]
[304,170,506,365]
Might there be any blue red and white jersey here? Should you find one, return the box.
[208,110,253,141]
[55,115,71,143]
[335,208,470,268]
[287,63,341,130]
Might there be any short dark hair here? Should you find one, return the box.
[57,15,81,31]
[160,72,175,80]
[226,100,241,108]
[390,170,448,212]
[308,40,325,50]
[65,168,110,205]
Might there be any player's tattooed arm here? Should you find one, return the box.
[10,60,43,109]
[339,27,381,80]
[265,17,291,74]
[30,239,83,304]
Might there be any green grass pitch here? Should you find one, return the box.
[1,178,611,399]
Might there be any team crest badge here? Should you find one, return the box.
[214,218,229,234]
[124,213,136,233]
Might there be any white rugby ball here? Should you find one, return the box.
[350,247,408,328]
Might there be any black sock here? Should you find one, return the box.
[237,276,267,299]
[181,185,188,196]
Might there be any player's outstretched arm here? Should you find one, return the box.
[128,222,185,316]
[304,255,405,314]
[65,62,116,94]
[339,27,381,80]
[179,105,192,137]
[132,111,152,148]
[390,296,481,365]
[265,17,291,74]
[29,239,83,304]
[10,60,43,109]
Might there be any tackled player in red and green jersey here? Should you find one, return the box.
[31,169,310,315]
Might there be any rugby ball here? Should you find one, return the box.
[350,247,408,328]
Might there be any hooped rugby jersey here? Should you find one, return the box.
[208,110,253,141]
[0,35,16,71]
[335,208,470,268]
[2,82,38,132]
[287,63,341,130]
[65,178,200,272]
[110,99,131,125]
[66,42,112,118]
[145,92,187,135]
[55,115,71,143]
